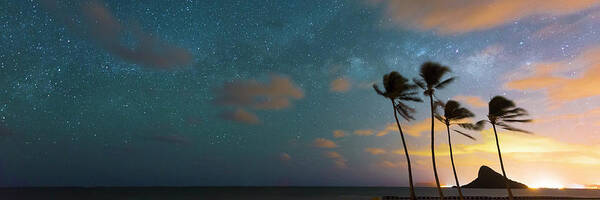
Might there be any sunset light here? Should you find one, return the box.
[529,179,565,189]
[5,0,600,199]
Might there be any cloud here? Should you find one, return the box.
[375,123,397,137]
[368,0,600,34]
[533,106,600,125]
[215,75,304,110]
[41,0,193,68]
[333,130,346,138]
[397,128,600,162]
[453,95,487,108]
[376,118,451,137]
[325,151,348,169]
[147,135,191,145]
[505,47,600,103]
[221,108,260,124]
[280,152,291,161]
[365,148,386,155]
[330,77,351,92]
[403,117,446,137]
[354,129,375,136]
[534,9,600,40]
[379,160,405,169]
[313,138,338,148]
[0,124,14,137]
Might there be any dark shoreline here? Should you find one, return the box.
[1,187,599,200]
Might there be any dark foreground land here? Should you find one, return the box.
[1,187,599,200]
[381,196,600,200]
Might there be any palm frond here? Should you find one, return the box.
[398,96,423,102]
[434,113,445,123]
[396,101,416,121]
[503,119,533,123]
[434,77,456,89]
[373,84,385,96]
[457,120,486,130]
[419,62,451,88]
[413,78,426,90]
[441,100,475,121]
[488,96,516,117]
[501,113,528,119]
[453,130,476,140]
[498,124,532,134]
[487,96,533,131]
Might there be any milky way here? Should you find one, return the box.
[2,0,600,187]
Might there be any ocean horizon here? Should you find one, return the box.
[2,187,600,199]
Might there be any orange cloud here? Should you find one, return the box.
[399,128,600,162]
[368,0,600,34]
[313,138,338,148]
[533,107,600,124]
[280,152,291,161]
[379,160,405,169]
[325,151,348,169]
[325,151,343,159]
[453,95,487,108]
[403,117,446,137]
[375,123,397,137]
[215,75,304,110]
[354,129,375,136]
[365,148,386,155]
[505,47,600,103]
[330,78,351,92]
[389,127,600,187]
[333,130,346,138]
[221,108,260,124]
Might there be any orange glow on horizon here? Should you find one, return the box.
[529,179,565,189]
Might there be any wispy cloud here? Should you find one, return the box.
[280,152,291,161]
[354,129,375,136]
[453,95,487,108]
[368,0,600,34]
[365,148,386,155]
[221,108,260,125]
[313,138,338,148]
[333,130,346,138]
[379,160,405,169]
[215,75,304,110]
[147,135,191,145]
[215,74,303,124]
[403,117,446,137]
[505,46,600,104]
[325,151,348,169]
[330,77,351,92]
[375,123,397,137]
[41,0,193,68]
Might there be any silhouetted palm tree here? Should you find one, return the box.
[374,71,422,200]
[414,62,455,199]
[434,100,482,200]
[479,96,532,200]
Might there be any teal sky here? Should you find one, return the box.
[2,0,600,187]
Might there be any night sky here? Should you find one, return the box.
[2,0,600,188]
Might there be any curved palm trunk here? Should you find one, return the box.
[446,123,464,200]
[429,95,444,199]
[391,100,416,200]
[492,123,514,200]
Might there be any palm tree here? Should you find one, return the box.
[479,96,532,200]
[374,71,422,200]
[434,100,482,200]
[414,62,455,199]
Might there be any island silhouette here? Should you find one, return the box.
[462,166,528,189]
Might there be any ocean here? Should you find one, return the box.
[1,187,600,200]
